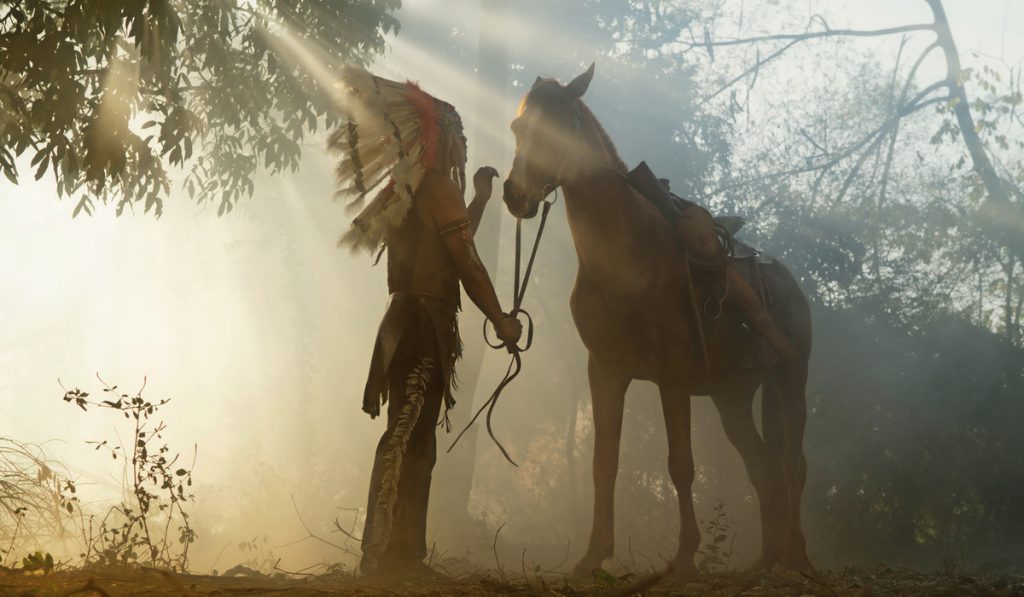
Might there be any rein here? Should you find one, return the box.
[447,103,581,466]
[446,192,557,467]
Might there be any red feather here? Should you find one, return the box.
[404,81,439,168]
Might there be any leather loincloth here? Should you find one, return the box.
[362,291,461,418]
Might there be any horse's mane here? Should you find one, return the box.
[576,101,627,174]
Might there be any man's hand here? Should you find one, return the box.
[468,166,500,235]
[495,315,523,349]
[473,166,500,202]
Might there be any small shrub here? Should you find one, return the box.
[697,498,736,573]
[61,376,197,571]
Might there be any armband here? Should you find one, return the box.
[438,217,471,237]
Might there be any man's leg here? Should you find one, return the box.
[383,352,444,563]
[361,331,444,573]
[675,206,798,364]
[725,265,799,363]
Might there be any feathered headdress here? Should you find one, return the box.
[329,65,466,253]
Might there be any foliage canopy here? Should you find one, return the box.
[0,0,400,216]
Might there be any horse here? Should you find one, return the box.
[501,64,813,576]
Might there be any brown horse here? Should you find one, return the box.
[502,64,813,576]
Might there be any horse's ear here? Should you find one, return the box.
[566,62,595,98]
[532,76,543,89]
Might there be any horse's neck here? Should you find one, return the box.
[561,112,652,280]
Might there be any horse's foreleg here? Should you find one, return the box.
[658,380,699,578]
[573,354,629,576]
[711,388,783,569]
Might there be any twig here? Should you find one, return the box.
[274,559,329,577]
[541,539,571,575]
[635,549,657,573]
[280,495,359,557]
[801,570,839,597]
[698,37,802,108]
[492,522,506,580]
[332,518,361,542]
[62,578,112,597]
[627,536,638,572]
[600,563,673,597]
[207,539,234,575]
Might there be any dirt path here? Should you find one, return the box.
[2,567,1022,596]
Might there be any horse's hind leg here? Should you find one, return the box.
[658,379,699,578]
[573,354,630,576]
[711,386,783,569]
[763,363,810,571]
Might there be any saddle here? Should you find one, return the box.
[651,169,772,264]
[628,161,774,307]
[629,162,776,371]
[709,214,770,262]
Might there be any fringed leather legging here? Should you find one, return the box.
[361,323,444,572]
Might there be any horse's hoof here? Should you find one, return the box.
[749,554,780,572]
[779,552,812,572]
[665,559,699,580]
[572,555,607,578]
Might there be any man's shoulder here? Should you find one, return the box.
[418,171,461,196]
[417,172,463,217]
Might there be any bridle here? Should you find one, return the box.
[446,102,583,466]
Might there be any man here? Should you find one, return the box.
[329,67,521,577]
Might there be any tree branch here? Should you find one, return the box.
[927,0,1012,207]
[685,23,935,50]
[698,37,802,108]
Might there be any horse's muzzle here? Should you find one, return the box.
[503,179,540,219]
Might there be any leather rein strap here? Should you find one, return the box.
[447,104,580,466]
[446,193,556,467]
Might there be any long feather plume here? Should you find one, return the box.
[329,66,442,253]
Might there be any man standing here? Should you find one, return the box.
[330,67,521,577]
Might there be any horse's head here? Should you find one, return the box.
[503,63,595,219]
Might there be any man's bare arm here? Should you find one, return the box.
[425,175,521,345]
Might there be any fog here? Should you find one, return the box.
[2,0,1023,576]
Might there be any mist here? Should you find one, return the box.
[2,0,1023,585]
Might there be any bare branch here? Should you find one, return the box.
[685,23,935,50]
[698,38,802,108]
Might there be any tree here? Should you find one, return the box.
[0,0,399,216]
[668,0,1023,344]
[685,0,1021,240]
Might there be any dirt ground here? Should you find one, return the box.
[3,566,1024,597]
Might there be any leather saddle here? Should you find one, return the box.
[636,163,770,264]
[711,214,769,262]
